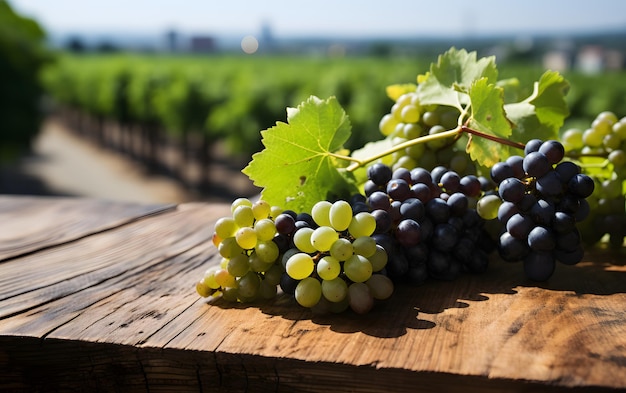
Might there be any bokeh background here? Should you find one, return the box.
[2,0,626,204]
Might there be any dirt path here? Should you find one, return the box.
[0,119,258,204]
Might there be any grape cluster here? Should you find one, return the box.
[562,111,626,247]
[360,162,495,285]
[482,139,595,281]
[196,198,393,314]
[377,91,473,175]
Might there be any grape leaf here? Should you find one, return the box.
[417,47,498,110]
[504,70,570,143]
[242,96,357,213]
[466,78,514,167]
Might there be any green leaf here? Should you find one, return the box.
[417,47,498,110]
[466,78,514,167]
[504,70,570,144]
[242,96,357,213]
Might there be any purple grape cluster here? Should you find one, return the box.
[355,163,495,285]
[493,139,595,280]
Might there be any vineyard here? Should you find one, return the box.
[39,52,626,194]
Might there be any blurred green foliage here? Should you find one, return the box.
[0,0,51,160]
[41,52,626,158]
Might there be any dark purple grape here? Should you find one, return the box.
[536,171,563,197]
[440,171,461,193]
[490,162,514,184]
[386,178,412,201]
[555,246,584,265]
[392,167,412,183]
[506,155,525,179]
[555,161,580,184]
[568,173,595,198]
[431,166,448,184]
[499,232,530,262]
[524,138,543,155]
[368,191,391,211]
[411,183,431,203]
[506,213,535,239]
[498,177,526,204]
[275,213,296,234]
[539,140,565,165]
[396,219,422,247]
[527,226,555,252]
[459,174,481,197]
[432,223,458,251]
[447,192,468,216]
[523,151,551,178]
[400,198,425,221]
[371,209,392,233]
[530,199,555,226]
[367,163,393,186]
[426,197,450,223]
[410,167,433,186]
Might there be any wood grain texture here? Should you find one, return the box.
[0,195,174,261]
[1,196,625,392]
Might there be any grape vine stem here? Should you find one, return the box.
[344,124,526,172]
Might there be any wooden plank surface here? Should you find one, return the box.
[0,195,174,261]
[1,195,625,392]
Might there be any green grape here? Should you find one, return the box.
[237,271,260,299]
[583,127,605,147]
[426,125,449,150]
[202,268,221,290]
[214,268,237,288]
[214,217,237,240]
[597,110,618,125]
[231,197,252,213]
[329,200,353,231]
[602,178,622,199]
[604,133,621,151]
[405,142,426,160]
[196,279,214,298]
[393,155,417,172]
[218,237,243,258]
[249,251,274,273]
[379,113,398,136]
[254,218,276,241]
[401,104,420,123]
[317,255,341,280]
[233,205,255,228]
[365,274,394,300]
[613,121,626,140]
[422,110,439,127]
[348,212,376,238]
[310,226,339,252]
[258,280,277,299]
[369,245,388,272]
[251,199,271,220]
[609,150,626,167]
[227,253,249,277]
[403,123,423,139]
[293,227,316,253]
[348,282,373,314]
[321,277,348,303]
[352,236,377,257]
[221,287,239,302]
[295,277,322,308]
[311,200,332,227]
[270,205,283,219]
[329,237,354,261]
[235,226,257,250]
[476,194,502,220]
[255,240,279,263]
[592,117,613,135]
[286,252,314,280]
[263,264,283,286]
[562,128,584,151]
[344,254,373,283]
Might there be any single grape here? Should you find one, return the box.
[286,252,315,280]
[295,277,322,308]
[310,226,339,252]
[321,277,349,302]
[317,255,341,280]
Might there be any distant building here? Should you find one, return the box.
[190,36,216,53]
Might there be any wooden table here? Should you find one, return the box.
[1,195,625,392]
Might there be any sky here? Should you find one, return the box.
[8,0,626,39]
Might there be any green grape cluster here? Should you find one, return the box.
[196,198,394,315]
[561,111,626,247]
[377,91,473,175]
